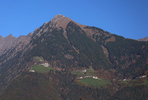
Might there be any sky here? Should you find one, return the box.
[0,0,148,39]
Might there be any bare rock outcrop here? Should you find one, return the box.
[138,37,148,41]
[0,34,32,56]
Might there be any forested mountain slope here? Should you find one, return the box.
[0,14,148,99]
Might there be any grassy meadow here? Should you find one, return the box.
[79,78,111,88]
[71,68,111,88]
[32,64,55,73]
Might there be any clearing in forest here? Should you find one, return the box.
[32,64,55,73]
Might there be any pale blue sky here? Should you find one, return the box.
[0,0,148,39]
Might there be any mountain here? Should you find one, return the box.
[0,33,32,56]
[0,14,148,99]
[138,37,148,41]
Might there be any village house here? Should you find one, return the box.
[123,79,131,81]
[41,63,49,67]
[93,76,99,79]
[82,70,86,72]
[29,69,35,72]
[139,75,147,78]
[80,77,83,79]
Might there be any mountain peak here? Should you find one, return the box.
[5,34,16,39]
[50,14,72,29]
[51,14,65,22]
[8,34,13,37]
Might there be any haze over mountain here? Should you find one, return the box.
[0,14,148,100]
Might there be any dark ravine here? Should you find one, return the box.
[0,14,148,99]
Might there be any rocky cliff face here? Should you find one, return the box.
[0,33,32,56]
[0,34,16,55]
[138,37,148,41]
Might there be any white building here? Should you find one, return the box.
[82,70,86,72]
[29,69,35,72]
[139,75,147,78]
[41,63,49,67]
[93,76,99,79]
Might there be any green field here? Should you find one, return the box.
[139,79,148,86]
[71,71,85,77]
[79,78,111,88]
[34,56,43,61]
[121,81,128,84]
[71,69,95,77]
[32,64,55,73]
[71,69,111,88]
